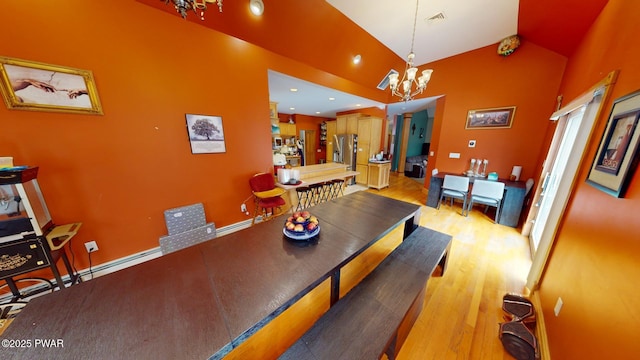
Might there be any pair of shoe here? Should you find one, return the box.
[499,294,539,360]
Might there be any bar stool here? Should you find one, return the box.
[320,181,333,202]
[309,183,324,206]
[327,179,340,200]
[332,179,345,198]
[295,186,311,210]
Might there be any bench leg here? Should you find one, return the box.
[436,242,452,276]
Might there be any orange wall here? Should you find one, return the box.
[281,114,333,164]
[537,1,640,358]
[0,0,398,270]
[422,41,566,186]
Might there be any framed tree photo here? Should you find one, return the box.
[587,89,640,197]
[185,114,226,154]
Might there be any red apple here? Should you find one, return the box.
[301,211,311,219]
[296,216,305,223]
[307,222,317,231]
[286,222,295,230]
[294,224,304,232]
[293,211,301,219]
[287,216,294,223]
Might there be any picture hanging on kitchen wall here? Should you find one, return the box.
[587,89,640,197]
[0,56,103,115]
[185,114,226,154]
[466,106,516,129]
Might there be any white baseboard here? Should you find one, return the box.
[1,218,257,301]
[77,218,256,281]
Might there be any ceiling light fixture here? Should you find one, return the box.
[388,0,433,102]
[165,0,223,20]
[249,0,264,16]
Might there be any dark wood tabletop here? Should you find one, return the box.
[0,191,420,360]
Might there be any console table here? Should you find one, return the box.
[426,172,526,227]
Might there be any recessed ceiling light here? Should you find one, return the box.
[329,97,335,101]
[315,111,320,114]
[290,88,298,92]
[353,54,362,64]
[289,107,295,111]
[249,0,264,16]
[356,104,362,107]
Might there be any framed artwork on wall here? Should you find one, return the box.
[0,56,103,115]
[185,114,226,154]
[587,89,640,197]
[466,106,516,129]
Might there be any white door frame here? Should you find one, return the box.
[524,71,617,291]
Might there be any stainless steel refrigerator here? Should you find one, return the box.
[333,134,358,184]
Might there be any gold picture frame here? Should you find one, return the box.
[466,106,516,129]
[0,56,103,115]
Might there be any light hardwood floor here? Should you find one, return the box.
[367,173,532,360]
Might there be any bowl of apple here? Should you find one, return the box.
[283,211,320,240]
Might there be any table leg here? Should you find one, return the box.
[403,207,422,239]
[330,269,340,306]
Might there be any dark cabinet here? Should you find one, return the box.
[427,172,525,228]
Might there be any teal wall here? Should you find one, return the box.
[407,109,430,157]
[391,108,434,171]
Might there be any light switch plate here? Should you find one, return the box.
[449,152,460,159]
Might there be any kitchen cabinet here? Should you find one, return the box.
[355,116,382,184]
[279,123,297,137]
[368,162,391,190]
[336,114,359,134]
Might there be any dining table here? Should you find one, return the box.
[0,191,421,360]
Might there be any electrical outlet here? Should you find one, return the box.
[241,204,247,213]
[554,297,563,316]
[85,241,98,253]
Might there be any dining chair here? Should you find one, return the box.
[437,175,470,216]
[467,179,506,223]
[249,172,287,225]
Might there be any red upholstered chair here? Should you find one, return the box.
[249,173,287,225]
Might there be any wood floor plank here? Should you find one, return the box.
[366,173,531,359]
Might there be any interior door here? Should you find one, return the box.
[304,130,316,165]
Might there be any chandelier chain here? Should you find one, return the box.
[387,0,433,102]
[410,0,419,55]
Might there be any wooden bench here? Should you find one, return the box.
[279,226,452,360]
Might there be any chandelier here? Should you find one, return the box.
[165,0,223,20]
[388,0,433,102]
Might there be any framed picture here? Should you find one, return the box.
[466,106,516,129]
[0,56,103,115]
[587,89,640,197]
[185,114,226,154]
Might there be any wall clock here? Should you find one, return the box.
[498,35,520,56]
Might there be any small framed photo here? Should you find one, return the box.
[0,56,103,115]
[185,114,226,154]
[466,106,516,129]
[587,89,640,197]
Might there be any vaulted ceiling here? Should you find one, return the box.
[137,0,609,117]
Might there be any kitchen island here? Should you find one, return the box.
[276,163,358,210]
